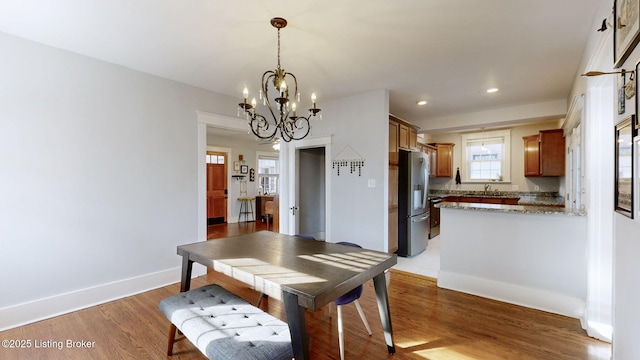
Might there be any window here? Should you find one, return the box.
[461,129,511,182]
[258,155,279,194]
[206,154,225,164]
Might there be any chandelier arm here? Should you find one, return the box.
[280,116,310,142]
[249,113,279,141]
[261,71,280,121]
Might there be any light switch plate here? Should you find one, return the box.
[368,179,376,188]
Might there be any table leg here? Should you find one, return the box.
[373,271,395,354]
[180,254,193,293]
[282,291,310,360]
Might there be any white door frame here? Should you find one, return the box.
[281,136,332,240]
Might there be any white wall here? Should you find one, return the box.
[609,18,640,360]
[0,32,237,329]
[280,90,390,251]
[570,1,640,355]
[325,90,389,251]
[439,208,587,318]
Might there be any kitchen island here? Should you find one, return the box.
[435,200,587,320]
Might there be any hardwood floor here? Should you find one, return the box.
[0,223,611,359]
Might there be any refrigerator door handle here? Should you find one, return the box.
[412,215,429,222]
[421,158,428,209]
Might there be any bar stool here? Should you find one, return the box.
[237,197,255,222]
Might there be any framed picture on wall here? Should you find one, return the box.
[615,116,634,218]
[240,165,248,174]
[614,0,640,68]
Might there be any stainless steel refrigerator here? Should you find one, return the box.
[397,150,430,257]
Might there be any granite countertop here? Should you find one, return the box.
[435,201,586,216]
[429,190,565,206]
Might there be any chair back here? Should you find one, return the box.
[264,201,274,215]
[335,242,364,305]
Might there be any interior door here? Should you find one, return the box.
[284,137,331,239]
[296,147,326,239]
[207,152,227,224]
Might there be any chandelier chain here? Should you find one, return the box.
[277,28,281,69]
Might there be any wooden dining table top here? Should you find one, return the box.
[177,231,397,310]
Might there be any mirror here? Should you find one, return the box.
[615,115,634,218]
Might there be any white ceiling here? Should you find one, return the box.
[0,0,603,132]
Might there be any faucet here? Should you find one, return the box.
[484,184,491,194]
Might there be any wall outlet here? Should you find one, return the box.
[368,179,376,188]
[534,185,540,191]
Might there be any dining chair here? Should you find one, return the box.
[264,201,274,230]
[333,241,372,360]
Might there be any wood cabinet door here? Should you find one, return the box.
[427,146,437,177]
[398,123,410,150]
[436,144,453,177]
[523,135,541,177]
[409,128,418,150]
[539,129,565,176]
[389,121,399,165]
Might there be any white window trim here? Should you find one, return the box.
[460,129,511,183]
[256,151,279,194]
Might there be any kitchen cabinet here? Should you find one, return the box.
[429,143,455,178]
[390,114,418,151]
[389,121,399,165]
[523,129,565,177]
[388,164,399,253]
[425,145,437,177]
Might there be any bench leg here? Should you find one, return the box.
[167,323,177,356]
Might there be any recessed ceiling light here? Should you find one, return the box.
[486,88,499,93]
[417,100,428,106]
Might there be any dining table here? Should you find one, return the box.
[176,230,397,360]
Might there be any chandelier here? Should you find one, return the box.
[238,17,321,142]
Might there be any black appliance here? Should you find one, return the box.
[428,196,441,239]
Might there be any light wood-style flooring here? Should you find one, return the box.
[0,223,611,359]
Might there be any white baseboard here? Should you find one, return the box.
[0,265,206,332]
[437,270,585,319]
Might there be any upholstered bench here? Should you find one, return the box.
[159,284,293,360]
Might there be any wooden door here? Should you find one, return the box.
[207,152,227,224]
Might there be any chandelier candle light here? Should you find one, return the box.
[238,17,321,142]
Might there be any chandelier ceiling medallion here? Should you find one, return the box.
[238,17,321,142]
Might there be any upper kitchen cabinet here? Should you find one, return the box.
[429,143,455,178]
[425,144,437,177]
[523,129,565,177]
[389,120,399,165]
[389,114,418,154]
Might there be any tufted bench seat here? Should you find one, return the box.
[159,284,293,360]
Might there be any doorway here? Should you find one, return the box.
[296,147,326,240]
[206,151,228,225]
